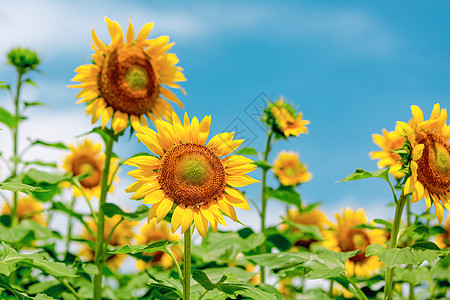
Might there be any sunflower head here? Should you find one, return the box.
[2,196,46,226]
[370,125,407,179]
[274,151,311,186]
[263,96,309,138]
[62,139,118,200]
[436,215,450,249]
[7,47,40,75]
[69,17,186,134]
[136,219,181,270]
[322,208,386,277]
[396,103,450,223]
[125,112,259,238]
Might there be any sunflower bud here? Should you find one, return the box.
[7,47,40,75]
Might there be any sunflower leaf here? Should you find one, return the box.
[30,139,69,150]
[0,274,32,299]
[24,101,43,108]
[281,216,323,241]
[235,147,258,155]
[265,186,301,209]
[109,240,178,255]
[0,106,18,129]
[101,203,149,221]
[253,160,272,170]
[0,182,47,194]
[339,168,390,183]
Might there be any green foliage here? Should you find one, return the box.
[109,240,178,255]
[0,182,46,195]
[17,168,71,201]
[30,139,69,150]
[0,107,18,129]
[340,168,390,183]
[101,203,149,221]
[266,185,301,209]
[235,147,258,155]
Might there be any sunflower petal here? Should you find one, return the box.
[227,174,259,187]
[433,196,444,223]
[181,207,194,234]
[222,194,250,211]
[411,105,424,125]
[136,132,164,156]
[125,155,160,169]
[156,197,173,222]
[126,19,135,45]
[131,182,161,200]
[112,111,128,134]
[136,22,154,44]
[171,205,184,233]
[217,200,238,222]
[412,144,425,161]
[193,210,208,238]
[142,189,165,204]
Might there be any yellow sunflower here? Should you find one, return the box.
[285,207,328,248]
[135,219,182,270]
[62,139,118,200]
[274,151,312,186]
[2,196,46,226]
[370,125,406,178]
[264,96,309,138]
[396,103,450,223]
[436,215,450,249]
[80,215,136,270]
[125,112,259,238]
[322,208,386,277]
[69,17,186,134]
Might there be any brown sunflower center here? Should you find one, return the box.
[98,46,159,115]
[339,228,370,263]
[71,155,102,189]
[415,132,450,195]
[158,143,226,208]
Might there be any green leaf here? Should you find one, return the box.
[267,233,291,252]
[81,263,99,275]
[24,78,37,87]
[24,160,57,168]
[199,267,257,283]
[0,106,18,129]
[24,101,43,108]
[0,182,47,194]
[340,168,389,183]
[253,160,272,171]
[30,139,68,150]
[281,216,323,241]
[27,280,60,294]
[0,274,32,299]
[148,272,183,297]
[109,240,177,255]
[22,168,71,185]
[0,223,31,244]
[373,218,392,230]
[235,147,258,155]
[395,266,430,285]
[192,269,218,291]
[34,294,57,300]
[102,203,149,221]
[266,186,301,209]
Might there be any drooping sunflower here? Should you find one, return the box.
[2,196,46,226]
[125,112,259,238]
[322,208,386,277]
[263,96,309,138]
[274,151,312,186]
[396,103,450,223]
[284,207,328,248]
[135,219,182,270]
[80,215,136,270]
[62,139,118,200]
[370,125,406,178]
[436,215,450,249]
[69,17,186,134]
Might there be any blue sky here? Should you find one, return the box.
[1,0,449,230]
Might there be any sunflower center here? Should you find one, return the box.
[415,132,450,195]
[158,143,226,208]
[98,46,159,115]
[284,166,298,177]
[71,155,102,189]
[339,228,370,263]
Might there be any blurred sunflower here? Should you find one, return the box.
[263,96,309,138]
[69,17,186,134]
[2,196,46,225]
[80,215,136,270]
[274,151,311,186]
[370,125,406,178]
[322,208,386,277]
[62,139,118,200]
[125,112,258,238]
[135,219,182,270]
[436,215,450,249]
[396,103,450,223]
[285,207,328,249]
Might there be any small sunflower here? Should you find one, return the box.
[2,196,46,226]
[285,207,328,248]
[322,208,386,277]
[274,151,311,186]
[436,215,450,249]
[135,219,182,270]
[125,112,259,238]
[370,125,406,178]
[80,215,136,270]
[396,103,450,223]
[62,139,118,200]
[69,17,186,134]
[263,96,309,138]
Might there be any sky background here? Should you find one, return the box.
[1,0,449,234]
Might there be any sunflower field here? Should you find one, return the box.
[1,3,450,300]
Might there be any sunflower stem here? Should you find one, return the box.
[93,133,114,300]
[342,274,368,300]
[168,249,183,283]
[66,195,77,255]
[406,198,415,300]
[72,177,98,224]
[183,226,192,300]
[260,131,273,284]
[384,190,407,300]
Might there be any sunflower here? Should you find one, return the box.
[396,103,450,223]
[284,207,328,248]
[322,208,386,277]
[135,219,182,270]
[125,112,259,238]
[62,139,118,200]
[436,215,450,249]
[2,196,46,226]
[274,151,311,186]
[69,17,186,134]
[80,215,136,270]
[370,125,406,178]
[263,96,309,138]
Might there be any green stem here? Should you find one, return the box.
[168,249,183,282]
[183,226,191,300]
[198,289,209,300]
[72,177,97,224]
[66,195,76,255]
[59,278,81,300]
[384,191,407,300]
[104,217,123,254]
[342,274,368,300]
[328,279,334,298]
[11,72,23,228]
[93,134,114,300]
[406,198,414,300]
[260,131,273,284]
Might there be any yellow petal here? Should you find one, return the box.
[125,155,160,169]
[207,132,234,152]
[433,197,444,224]
[413,181,425,203]
[412,144,425,161]
[135,132,164,157]
[171,205,184,233]
[411,105,424,125]
[193,211,208,238]
[131,182,161,200]
[222,155,254,168]
[112,111,128,134]
[404,177,413,194]
[222,194,250,211]
[160,87,184,108]
[396,121,414,143]
[227,174,259,187]
[198,115,211,145]
[136,22,154,44]
[156,197,173,222]
[101,106,114,128]
[125,180,145,193]
[126,19,135,46]
[130,115,142,132]
[147,203,159,222]
[181,207,194,234]
[424,189,432,211]
[105,17,124,48]
[91,29,107,54]
[190,117,200,143]
[217,200,238,222]
[142,189,165,204]
[430,103,441,120]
